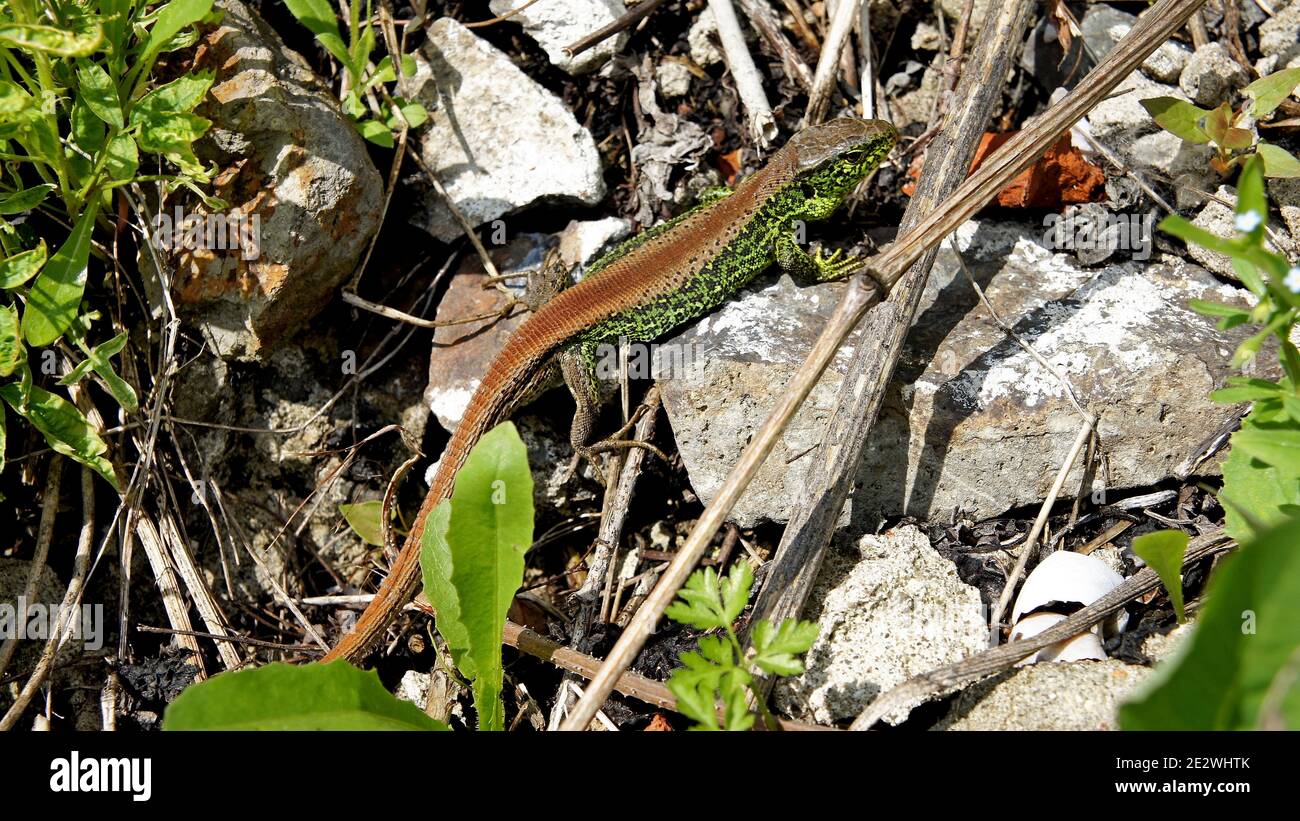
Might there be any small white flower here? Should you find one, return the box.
[1285,266,1300,294]
[1235,210,1263,232]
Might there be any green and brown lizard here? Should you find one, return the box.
[324,117,898,662]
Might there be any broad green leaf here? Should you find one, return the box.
[77,62,124,129]
[140,0,213,66]
[132,72,214,120]
[1211,377,1283,403]
[162,660,449,730]
[387,100,427,130]
[1140,97,1211,144]
[356,118,394,148]
[0,184,55,215]
[0,381,116,486]
[1131,530,1190,623]
[1221,413,1300,541]
[105,133,139,182]
[0,304,21,377]
[283,0,352,69]
[437,421,534,730]
[1231,424,1300,475]
[1236,155,1268,238]
[1202,101,1234,147]
[24,205,98,347]
[1258,142,1300,178]
[0,80,34,124]
[751,617,820,676]
[135,111,211,153]
[420,498,474,679]
[1120,515,1300,729]
[0,241,48,289]
[1245,67,1300,119]
[0,21,103,56]
[339,500,385,546]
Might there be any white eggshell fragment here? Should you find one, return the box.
[1011,550,1129,639]
[1009,611,1109,665]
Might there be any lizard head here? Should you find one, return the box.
[787,118,898,205]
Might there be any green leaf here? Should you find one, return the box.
[1245,67,1300,119]
[0,304,22,377]
[751,617,820,676]
[1211,377,1283,403]
[63,331,137,412]
[387,100,427,130]
[421,498,475,679]
[1221,413,1300,541]
[132,72,214,120]
[1257,142,1300,178]
[283,0,352,70]
[1158,214,1240,257]
[105,133,139,182]
[0,21,104,56]
[1201,101,1234,147]
[1140,97,1212,144]
[0,184,55,215]
[162,660,450,730]
[24,206,98,348]
[1131,530,1190,622]
[0,80,34,124]
[434,421,534,730]
[1188,298,1250,319]
[0,381,116,487]
[135,111,211,153]
[356,118,394,148]
[1231,423,1300,476]
[0,241,48,289]
[1236,155,1268,238]
[665,564,752,631]
[77,62,124,129]
[140,0,213,68]
[1120,515,1300,729]
[339,500,385,546]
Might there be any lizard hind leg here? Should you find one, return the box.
[558,343,668,485]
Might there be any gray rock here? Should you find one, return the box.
[658,222,1260,527]
[1080,4,1189,82]
[1270,177,1300,248]
[1124,129,1217,201]
[171,0,384,359]
[488,0,626,74]
[1187,185,1241,278]
[1084,71,1181,145]
[407,19,605,242]
[656,61,693,98]
[937,659,1149,730]
[774,526,987,726]
[1260,1,1300,69]
[687,8,723,67]
[1179,42,1249,106]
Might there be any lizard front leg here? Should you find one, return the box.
[774,232,865,283]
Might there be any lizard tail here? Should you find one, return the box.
[322,323,563,664]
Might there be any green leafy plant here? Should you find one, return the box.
[1120,516,1300,729]
[664,562,819,730]
[1164,155,1300,538]
[1141,66,1300,177]
[163,659,449,730]
[0,0,218,487]
[419,421,533,731]
[1130,529,1189,623]
[1122,153,1300,729]
[282,0,426,147]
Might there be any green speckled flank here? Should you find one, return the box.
[574,127,894,372]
